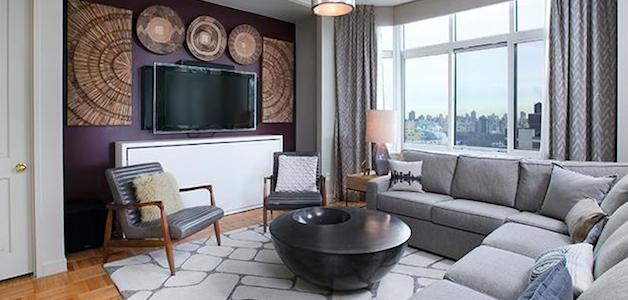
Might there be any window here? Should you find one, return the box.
[517,0,546,31]
[455,2,510,41]
[404,16,449,49]
[455,46,508,149]
[377,26,394,109]
[405,55,449,145]
[394,0,546,154]
[515,40,545,150]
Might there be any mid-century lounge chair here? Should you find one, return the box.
[263,152,327,232]
[103,162,223,275]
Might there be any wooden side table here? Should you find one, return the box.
[345,172,386,206]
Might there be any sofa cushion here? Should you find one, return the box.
[601,174,628,215]
[596,201,628,253]
[432,199,519,235]
[579,257,628,300]
[445,246,534,300]
[561,161,628,183]
[409,280,497,300]
[515,160,553,212]
[540,166,615,220]
[483,223,572,258]
[451,156,520,207]
[377,191,452,221]
[388,160,424,192]
[506,212,568,234]
[401,150,458,195]
[594,221,628,278]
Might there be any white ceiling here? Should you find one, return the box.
[204,0,415,22]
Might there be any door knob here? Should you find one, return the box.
[15,163,27,173]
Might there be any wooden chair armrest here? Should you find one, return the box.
[106,201,164,210]
[179,185,212,193]
[263,175,273,206]
[179,184,216,206]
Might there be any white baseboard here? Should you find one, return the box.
[35,258,67,278]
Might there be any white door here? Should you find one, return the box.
[0,0,33,280]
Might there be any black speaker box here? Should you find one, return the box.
[64,201,106,254]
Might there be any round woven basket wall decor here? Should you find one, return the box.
[136,5,185,54]
[228,24,262,65]
[186,16,227,62]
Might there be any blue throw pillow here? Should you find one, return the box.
[518,258,573,300]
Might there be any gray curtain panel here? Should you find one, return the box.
[334,5,377,199]
[548,0,617,162]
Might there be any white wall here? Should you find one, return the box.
[394,0,507,24]
[32,0,66,277]
[316,16,336,198]
[618,0,628,162]
[295,16,318,152]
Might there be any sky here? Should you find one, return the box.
[400,0,546,118]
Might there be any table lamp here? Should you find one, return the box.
[366,110,394,175]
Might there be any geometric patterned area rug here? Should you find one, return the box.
[105,224,454,300]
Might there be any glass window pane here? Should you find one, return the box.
[455,2,510,41]
[517,0,545,31]
[404,54,449,146]
[377,57,394,110]
[404,16,449,49]
[515,41,545,150]
[455,47,508,149]
[378,26,394,51]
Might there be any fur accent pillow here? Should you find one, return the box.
[133,172,184,222]
[565,198,607,243]
[530,243,594,297]
[275,155,318,192]
[388,160,424,192]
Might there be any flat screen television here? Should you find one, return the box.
[153,63,257,134]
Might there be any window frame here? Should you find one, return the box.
[394,0,546,158]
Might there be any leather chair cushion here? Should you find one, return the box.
[128,206,224,240]
[266,192,322,210]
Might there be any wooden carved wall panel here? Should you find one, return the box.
[262,38,294,124]
[67,0,132,126]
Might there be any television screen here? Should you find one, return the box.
[153,63,256,133]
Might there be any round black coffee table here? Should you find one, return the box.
[270,207,411,290]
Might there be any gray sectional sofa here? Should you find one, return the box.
[366,149,628,300]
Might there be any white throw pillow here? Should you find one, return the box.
[275,155,318,192]
[530,243,594,297]
[388,160,424,192]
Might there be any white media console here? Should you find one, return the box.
[115,135,283,214]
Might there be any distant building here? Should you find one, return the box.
[408,110,416,121]
[529,102,542,137]
[476,116,489,135]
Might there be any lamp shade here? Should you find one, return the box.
[366,110,394,144]
[312,0,355,17]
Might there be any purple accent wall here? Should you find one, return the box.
[64,0,296,203]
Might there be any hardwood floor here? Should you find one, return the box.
[0,201,364,299]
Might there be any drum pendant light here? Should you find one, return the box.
[312,0,355,17]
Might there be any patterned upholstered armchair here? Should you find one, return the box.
[263,152,327,232]
[103,162,224,275]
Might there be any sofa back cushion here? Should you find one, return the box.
[594,221,628,278]
[578,257,628,300]
[595,202,628,254]
[515,160,553,212]
[450,155,520,207]
[400,149,458,195]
